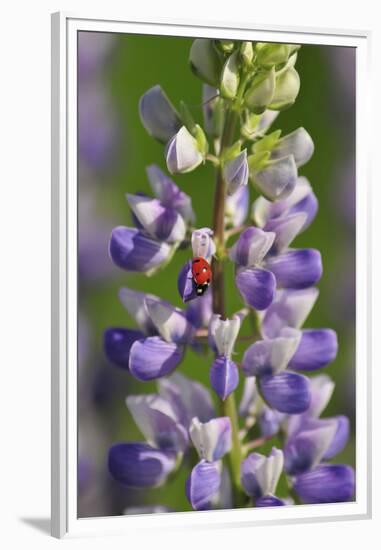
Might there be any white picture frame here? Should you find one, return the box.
[51,11,372,539]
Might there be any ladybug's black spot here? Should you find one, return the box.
[193,259,201,264]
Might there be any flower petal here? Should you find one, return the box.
[264,212,307,253]
[271,127,314,168]
[259,406,284,438]
[186,290,213,328]
[284,421,337,475]
[158,372,214,427]
[146,164,195,223]
[109,227,171,272]
[256,495,286,507]
[239,377,259,418]
[129,336,183,381]
[323,416,350,460]
[139,85,182,143]
[126,194,186,243]
[293,464,355,504]
[208,314,242,357]
[104,328,144,369]
[251,155,297,201]
[259,371,311,414]
[241,447,284,498]
[210,356,239,401]
[223,150,249,196]
[126,394,189,452]
[266,249,323,289]
[108,442,177,488]
[166,126,203,174]
[145,299,195,344]
[178,261,199,303]
[189,417,232,461]
[242,329,301,377]
[225,184,249,228]
[229,227,275,267]
[308,374,335,417]
[236,267,276,311]
[186,460,221,510]
[118,287,159,335]
[191,227,216,260]
[289,329,338,371]
[261,288,319,339]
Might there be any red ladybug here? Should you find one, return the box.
[191,257,212,296]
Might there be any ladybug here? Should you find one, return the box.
[191,257,212,296]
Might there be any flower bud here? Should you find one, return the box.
[216,40,235,53]
[139,85,182,143]
[165,126,204,174]
[189,39,223,87]
[244,68,275,112]
[220,51,240,99]
[223,149,249,195]
[269,67,300,111]
[250,155,298,201]
[241,42,254,67]
[255,43,292,67]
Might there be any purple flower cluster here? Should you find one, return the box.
[105,38,355,513]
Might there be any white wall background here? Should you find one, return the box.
[0,0,379,548]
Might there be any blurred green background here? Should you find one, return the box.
[77,32,356,517]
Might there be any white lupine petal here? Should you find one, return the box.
[118,287,160,334]
[229,227,275,267]
[210,314,241,357]
[189,417,232,462]
[191,227,216,260]
[145,299,194,344]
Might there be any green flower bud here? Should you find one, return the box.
[240,42,254,67]
[189,39,224,87]
[220,51,240,99]
[216,40,235,54]
[255,42,292,67]
[194,124,209,156]
[244,67,275,112]
[269,67,300,111]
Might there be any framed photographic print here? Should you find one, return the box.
[51,12,371,539]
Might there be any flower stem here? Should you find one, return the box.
[212,106,244,506]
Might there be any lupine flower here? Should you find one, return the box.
[241,447,286,506]
[166,126,205,174]
[178,228,216,303]
[139,85,182,143]
[250,155,298,201]
[223,150,249,195]
[225,184,249,228]
[208,314,242,400]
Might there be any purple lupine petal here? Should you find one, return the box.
[242,329,301,377]
[223,150,249,196]
[146,164,195,223]
[284,421,337,475]
[129,336,183,381]
[261,288,319,339]
[166,126,203,174]
[186,460,221,511]
[186,290,213,328]
[208,314,241,358]
[239,377,259,418]
[236,267,276,311]
[252,176,318,232]
[158,372,214,427]
[266,249,323,289]
[259,371,311,414]
[145,299,195,345]
[259,406,284,438]
[126,394,189,452]
[178,261,199,303]
[191,227,216,260]
[126,194,186,243]
[104,328,144,369]
[264,212,307,253]
[109,227,171,272]
[225,184,249,228]
[118,287,159,335]
[251,155,298,201]
[288,329,338,371]
[323,416,350,460]
[271,127,314,168]
[189,417,232,461]
[293,464,355,504]
[256,495,286,507]
[229,227,275,267]
[139,85,182,143]
[241,448,284,498]
[108,442,177,488]
[210,356,239,401]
